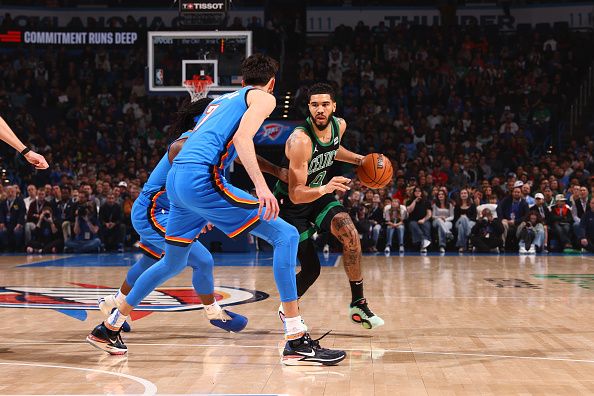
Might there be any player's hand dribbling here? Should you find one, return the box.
[320,176,351,195]
[24,151,49,169]
[256,186,279,221]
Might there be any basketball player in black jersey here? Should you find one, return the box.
[274,83,384,329]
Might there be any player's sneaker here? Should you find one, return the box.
[86,323,127,355]
[98,296,131,332]
[209,309,248,332]
[282,332,346,366]
[278,303,308,332]
[349,298,384,330]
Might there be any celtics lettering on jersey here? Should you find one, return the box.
[304,116,340,188]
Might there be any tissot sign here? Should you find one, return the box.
[179,0,227,13]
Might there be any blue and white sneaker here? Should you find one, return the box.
[209,309,248,333]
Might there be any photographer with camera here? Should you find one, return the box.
[470,208,504,253]
[25,188,54,245]
[64,192,101,253]
[516,210,546,254]
[26,205,62,254]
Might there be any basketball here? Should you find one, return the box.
[357,153,393,189]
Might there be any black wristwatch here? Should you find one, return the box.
[20,147,31,156]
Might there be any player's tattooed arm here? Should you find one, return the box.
[336,145,363,166]
[331,213,362,281]
[286,129,301,151]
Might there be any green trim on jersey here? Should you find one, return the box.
[299,228,316,243]
[305,117,339,148]
[314,201,342,229]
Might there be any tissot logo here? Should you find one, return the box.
[0,31,22,43]
[0,283,268,320]
[182,2,225,11]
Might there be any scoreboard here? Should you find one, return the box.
[179,0,228,14]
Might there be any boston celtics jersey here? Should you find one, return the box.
[275,116,341,198]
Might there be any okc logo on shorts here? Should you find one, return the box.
[0,283,268,321]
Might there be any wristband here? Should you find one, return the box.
[20,147,31,156]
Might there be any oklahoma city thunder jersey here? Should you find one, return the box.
[173,86,254,169]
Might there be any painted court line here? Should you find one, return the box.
[5,342,594,366]
[0,362,157,395]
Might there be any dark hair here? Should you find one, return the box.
[307,82,335,102]
[168,97,214,137]
[434,189,449,208]
[241,53,279,86]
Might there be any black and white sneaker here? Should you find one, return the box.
[282,332,346,366]
[86,323,127,355]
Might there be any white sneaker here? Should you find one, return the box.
[399,246,405,254]
[98,294,117,316]
[439,247,445,253]
[519,246,527,254]
[384,246,391,255]
[422,239,431,249]
[528,246,536,254]
[323,244,330,254]
[420,247,427,254]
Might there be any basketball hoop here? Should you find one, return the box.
[183,76,213,102]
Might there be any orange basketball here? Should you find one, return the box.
[356,153,393,189]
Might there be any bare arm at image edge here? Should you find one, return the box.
[0,116,49,169]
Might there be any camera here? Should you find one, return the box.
[43,212,51,219]
[78,206,88,218]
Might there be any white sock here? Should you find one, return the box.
[204,301,223,320]
[104,309,128,331]
[285,315,306,340]
[114,290,127,306]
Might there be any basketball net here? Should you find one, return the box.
[183,75,213,102]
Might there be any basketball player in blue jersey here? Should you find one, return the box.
[87,54,346,366]
[274,83,384,329]
[91,98,253,346]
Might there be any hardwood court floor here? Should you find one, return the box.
[2,252,594,395]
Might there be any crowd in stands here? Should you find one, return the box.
[0,16,593,254]
[329,173,594,254]
[296,21,594,254]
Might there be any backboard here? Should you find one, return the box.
[147,31,251,96]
